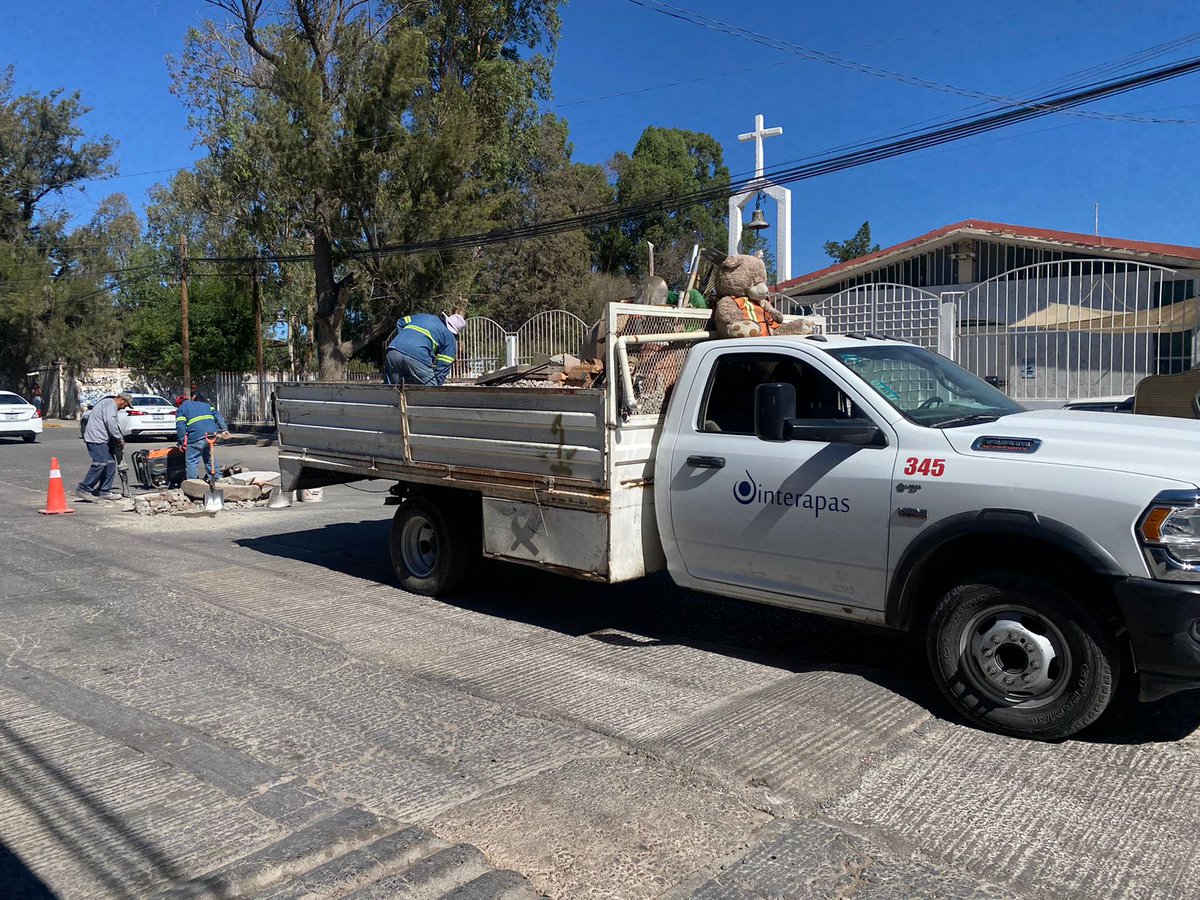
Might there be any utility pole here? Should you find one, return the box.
[180,233,191,398]
[1094,202,1100,236]
[252,262,266,422]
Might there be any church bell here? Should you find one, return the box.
[746,207,769,232]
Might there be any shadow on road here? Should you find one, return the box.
[0,841,55,899]
[0,721,186,899]
[236,517,1200,745]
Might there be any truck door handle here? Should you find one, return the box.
[686,455,726,469]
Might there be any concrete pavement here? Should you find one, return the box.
[1,427,1198,898]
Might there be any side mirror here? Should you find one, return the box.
[754,382,883,445]
[787,419,883,445]
[755,383,796,441]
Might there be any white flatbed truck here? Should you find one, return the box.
[276,304,1200,739]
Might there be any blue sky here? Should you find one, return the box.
[4,0,1200,277]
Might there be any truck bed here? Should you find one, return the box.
[275,304,713,582]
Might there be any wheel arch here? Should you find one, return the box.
[887,510,1127,631]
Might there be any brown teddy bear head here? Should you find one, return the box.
[715,254,769,301]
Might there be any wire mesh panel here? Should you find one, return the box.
[956,260,1196,402]
[451,316,508,380]
[608,306,712,417]
[515,310,588,366]
[809,283,942,349]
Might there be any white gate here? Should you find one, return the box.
[515,310,588,366]
[956,260,1197,402]
[809,283,943,350]
[452,316,508,380]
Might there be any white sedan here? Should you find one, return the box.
[0,391,43,443]
[80,394,180,439]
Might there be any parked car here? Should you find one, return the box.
[1061,395,1135,413]
[80,394,179,440]
[0,391,43,443]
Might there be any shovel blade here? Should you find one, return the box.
[204,484,224,513]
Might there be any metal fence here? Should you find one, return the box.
[790,264,1199,404]
[955,260,1197,401]
[515,310,589,366]
[451,310,590,380]
[451,317,508,380]
[809,283,944,351]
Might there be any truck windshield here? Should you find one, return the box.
[825,344,1024,428]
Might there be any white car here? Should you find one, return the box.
[1061,394,1134,413]
[80,394,179,440]
[0,391,43,443]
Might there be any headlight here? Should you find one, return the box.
[1140,505,1200,562]
[1139,494,1200,580]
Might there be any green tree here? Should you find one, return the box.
[0,67,118,375]
[472,117,617,328]
[171,0,563,379]
[823,221,880,263]
[596,127,730,282]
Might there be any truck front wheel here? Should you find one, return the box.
[927,574,1119,740]
[389,494,477,596]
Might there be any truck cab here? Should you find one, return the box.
[656,334,1200,739]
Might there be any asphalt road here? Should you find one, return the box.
[1,425,1199,899]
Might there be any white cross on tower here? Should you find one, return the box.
[729,113,792,282]
[739,113,783,180]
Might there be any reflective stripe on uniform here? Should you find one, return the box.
[734,296,775,334]
[436,354,455,364]
[403,324,438,349]
[186,414,215,426]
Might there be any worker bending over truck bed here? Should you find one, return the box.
[384,312,466,386]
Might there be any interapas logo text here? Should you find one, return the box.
[733,470,850,517]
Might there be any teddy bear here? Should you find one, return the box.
[711,253,818,339]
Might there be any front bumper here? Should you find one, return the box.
[0,418,42,435]
[1115,577,1200,701]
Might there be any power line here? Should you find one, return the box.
[627,1,1200,126]
[188,49,1200,267]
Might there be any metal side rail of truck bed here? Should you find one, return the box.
[276,381,607,497]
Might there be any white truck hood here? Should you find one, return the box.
[940,409,1200,487]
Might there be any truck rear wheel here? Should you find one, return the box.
[927,574,1118,740]
[389,494,478,596]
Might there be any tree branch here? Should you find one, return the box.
[342,312,395,358]
[208,0,280,66]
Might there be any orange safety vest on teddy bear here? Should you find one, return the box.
[733,296,777,335]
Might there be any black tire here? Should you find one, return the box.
[22,434,36,443]
[927,573,1119,740]
[388,493,479,595]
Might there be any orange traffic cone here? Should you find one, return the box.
[39,457,76,515]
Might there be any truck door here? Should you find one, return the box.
[667,350,897,610]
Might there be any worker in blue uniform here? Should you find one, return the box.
[176,391,230,480]
[384,312,466,386]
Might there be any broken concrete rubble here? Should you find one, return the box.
[128,473,280,516]
[181,479,269,502]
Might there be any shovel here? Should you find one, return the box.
[203,435,224,513]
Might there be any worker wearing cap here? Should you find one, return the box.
[76,392,133,501]
[176,391,230,480]
[384,311,465,387]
